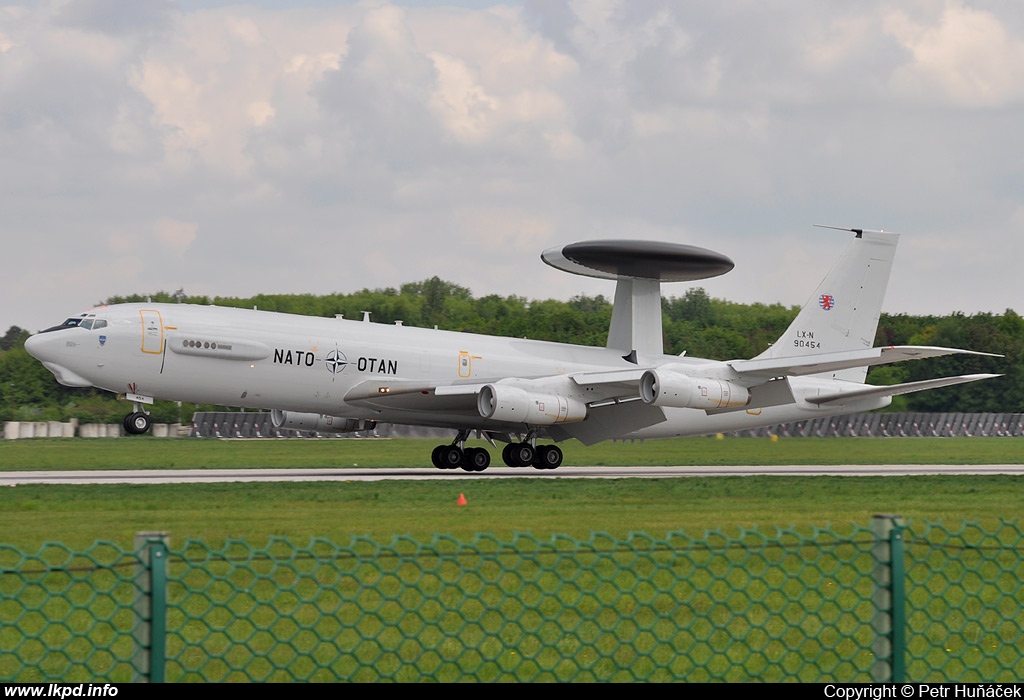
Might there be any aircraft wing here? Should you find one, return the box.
[344,378,483,414]
[806,374,1002,406]
[567,368,647,401]
[342,371,669,441]
[729,346,1001,379]
[343,371,652,413]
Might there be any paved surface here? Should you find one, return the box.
[3,464,1023,486]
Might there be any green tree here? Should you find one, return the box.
[1,326,29,352]
[0,347,64,421]
[664,288,714,327]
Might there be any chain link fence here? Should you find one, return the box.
[2,518,1022,682]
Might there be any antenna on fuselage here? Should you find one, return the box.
[541,240,734,358]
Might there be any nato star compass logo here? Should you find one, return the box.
[325,347,348,379]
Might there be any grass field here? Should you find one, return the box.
[1,437,1021,549]
[1,434,1023,469]
[2,436,1022,682]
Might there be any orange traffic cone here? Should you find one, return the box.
[457,493,468,507]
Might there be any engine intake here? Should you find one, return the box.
[640,370,750,410]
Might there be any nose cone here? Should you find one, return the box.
[24,332,48,361]
[24,332,95,388]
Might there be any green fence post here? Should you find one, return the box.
[149,537,169,683]
[871,515,907,683]
[133,532,170,683]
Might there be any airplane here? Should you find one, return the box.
[25,228,1000,471]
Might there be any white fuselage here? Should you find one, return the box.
[26,302,887,442]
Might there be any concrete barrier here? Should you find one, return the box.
[3,414,1023,439]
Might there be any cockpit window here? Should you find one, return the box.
[39,314,106,333]
[40,317,86,333]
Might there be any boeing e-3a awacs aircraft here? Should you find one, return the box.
[26,228,999,471]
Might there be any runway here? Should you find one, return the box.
[2,464,1022,486]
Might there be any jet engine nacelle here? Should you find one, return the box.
[640,370,750,410]
[477,384,587,425]
[271,410,376,433]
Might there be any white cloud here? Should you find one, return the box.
[2,0,1023,335]
[885,2,1024,107]
[154,218,198,255]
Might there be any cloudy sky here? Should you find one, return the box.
[3,0,1023,334]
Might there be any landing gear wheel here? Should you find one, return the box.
[509,443,534,468]
[462,447,490,472]
[431,444,447,469]
[533,445,563,470]
[441,445,464,469]
[123,412,151,436]
[502,443,518,467]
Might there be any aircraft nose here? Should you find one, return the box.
[23,332,48,361]
[23,331,94,388]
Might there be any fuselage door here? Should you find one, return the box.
[140,310,164,354]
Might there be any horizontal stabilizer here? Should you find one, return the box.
[806,374,1001,406]
[730,346,1002,379]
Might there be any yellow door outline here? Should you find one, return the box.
[140,310,164,354]
[457,351,482,378]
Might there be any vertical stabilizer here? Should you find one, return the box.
[754,230,898,382]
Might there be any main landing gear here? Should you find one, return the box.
[430,431,563,472]
[431,443,491,472]
[501,442,563,469]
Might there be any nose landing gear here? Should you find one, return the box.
[122,398,152,435]
[123,411,151,435]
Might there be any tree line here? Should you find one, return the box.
[1,277,1017,424]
